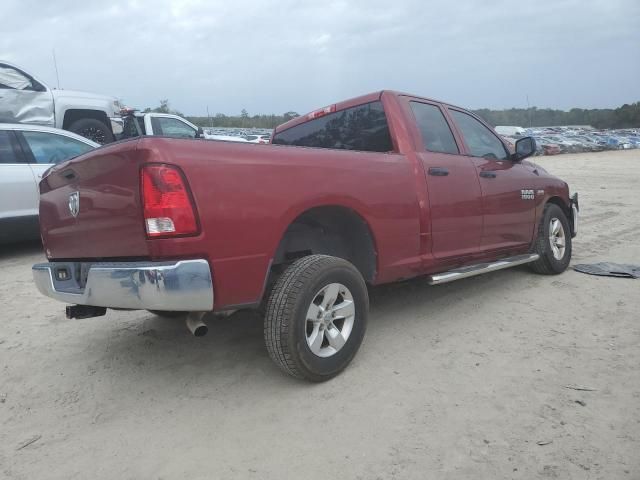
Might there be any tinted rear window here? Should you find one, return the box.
[272,101,393,153]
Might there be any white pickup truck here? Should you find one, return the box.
[0,61,122,144]
[119,111,204,140]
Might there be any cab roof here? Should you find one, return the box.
[273,90,464,134]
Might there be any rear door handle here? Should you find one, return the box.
[428,167,449,176]
[479,171,497,178]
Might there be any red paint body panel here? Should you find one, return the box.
[39,139,149,259]
[39,91,572,310]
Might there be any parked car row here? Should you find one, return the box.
[203,128,271,143]
[502,126,640,155]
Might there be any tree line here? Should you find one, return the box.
[144,99,640,130]
[474,102,640,129]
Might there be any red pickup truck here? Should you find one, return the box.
[33,91,579,381]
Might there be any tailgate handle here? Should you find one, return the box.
[428,167,449,176]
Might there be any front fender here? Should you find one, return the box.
[54,95,117,129]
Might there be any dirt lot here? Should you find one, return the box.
[1,150,639,479]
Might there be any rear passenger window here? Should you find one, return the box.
[272,101,393,153]
[449,110,508,160]
[409,102,458,154]
[21,131,94,164]
[0,131,20,163]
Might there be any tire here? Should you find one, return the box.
[529,202,572,274]
[264,255,369,382]
[147,310,186,318]
[68,118,114,145]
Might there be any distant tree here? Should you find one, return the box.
[143,99,184,117]
[472,102,639,129]
[283,111,300,122]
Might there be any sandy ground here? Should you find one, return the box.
[1,150,639,479]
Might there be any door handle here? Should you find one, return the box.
[479,171,497,178]
[428,167,449,176]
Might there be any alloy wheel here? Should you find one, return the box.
[549,217,566,260]
[305,283,355,358]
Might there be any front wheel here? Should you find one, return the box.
[264,255,369,382]
[529,203,572,274]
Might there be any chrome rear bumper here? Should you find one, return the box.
[33,259,213,311]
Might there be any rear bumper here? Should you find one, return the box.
[32,259,213,311]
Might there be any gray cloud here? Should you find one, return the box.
[2,0,638,115]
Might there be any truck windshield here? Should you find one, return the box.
[272,101,393,153]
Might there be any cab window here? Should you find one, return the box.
[449,110,508,160]
[410,102,458,154]
[272,101,393,153]
[151,117,197,138]
[0,64,36,90]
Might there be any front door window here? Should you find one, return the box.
[449,110,508,160]
[151,117,197,138]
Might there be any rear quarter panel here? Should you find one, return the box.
[137,137,421,308]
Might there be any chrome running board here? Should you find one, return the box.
[428,253,540,285]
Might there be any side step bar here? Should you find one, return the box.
[428,253,540,285]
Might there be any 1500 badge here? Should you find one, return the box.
[521,189,535,200]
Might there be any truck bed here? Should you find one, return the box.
[39,136,420,307]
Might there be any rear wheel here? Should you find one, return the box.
[264,255,368,382]
[529,203,572,274]
[68,118,114,144]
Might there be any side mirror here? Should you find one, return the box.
[196,126,204,138]
[513,136,536,161]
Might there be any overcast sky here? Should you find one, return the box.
[2,0,638,116]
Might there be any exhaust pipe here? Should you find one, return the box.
[185,312,208,337]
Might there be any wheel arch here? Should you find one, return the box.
[269,204,378,285]
[62,109,111,131]
[531,195,571,252]
[546,195,573,230]
[546,195,569,211]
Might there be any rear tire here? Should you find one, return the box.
[264,255,368,382]
[529,203,572,274]
[68,118,114,144]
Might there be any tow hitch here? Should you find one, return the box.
[66,305,107,319]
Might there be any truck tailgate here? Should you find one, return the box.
[39,139,149,260]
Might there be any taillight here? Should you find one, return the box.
[307,104,336,120]
[141,164,198,237]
